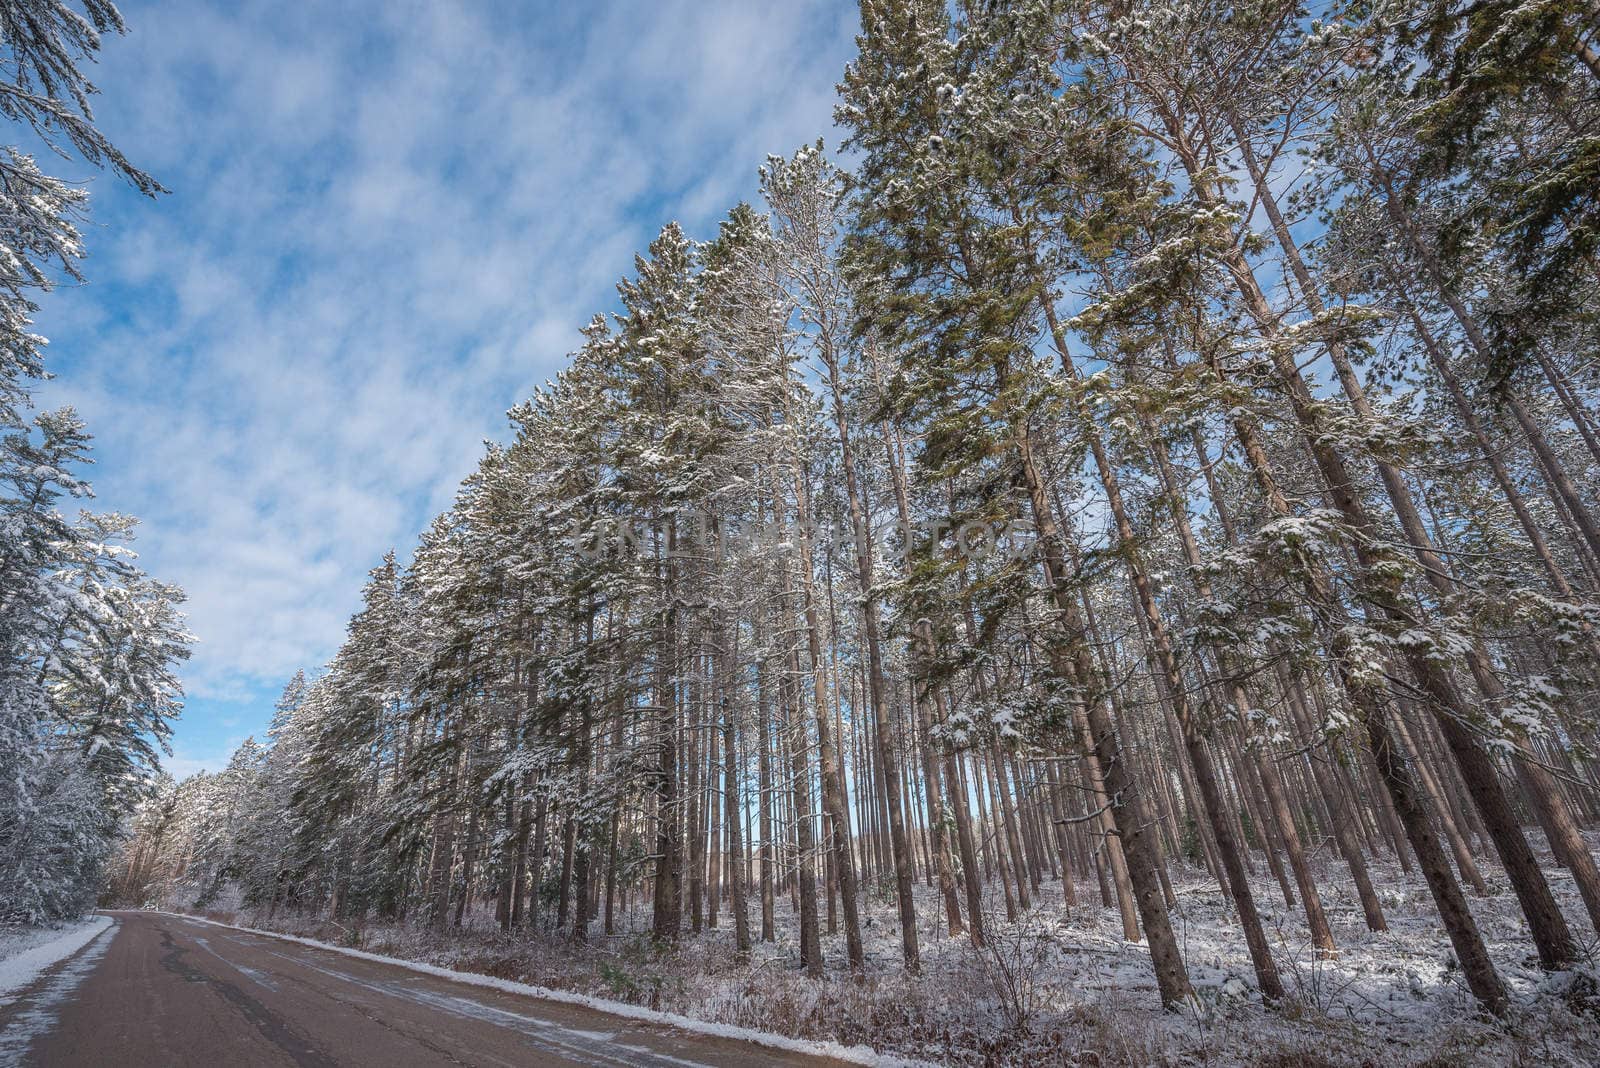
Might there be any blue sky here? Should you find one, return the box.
[34,0,859,778]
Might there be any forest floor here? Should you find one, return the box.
[171,841,1600,1066]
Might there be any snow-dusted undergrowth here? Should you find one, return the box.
[167,845,1600,1067]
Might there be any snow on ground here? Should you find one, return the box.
[0,915,115,1000]
[169,839,1600,1066]
[0,915,118,1063]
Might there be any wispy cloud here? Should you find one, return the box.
[34,0,858,768]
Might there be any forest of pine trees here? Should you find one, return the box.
[106,0,1600,1059]
[0,0,186,925]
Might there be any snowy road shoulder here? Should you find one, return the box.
[159,912,926,1067]
[0,914,115,1001]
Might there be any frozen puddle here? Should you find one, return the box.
[0,918,116,1062]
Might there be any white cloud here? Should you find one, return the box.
[35,0,858,718]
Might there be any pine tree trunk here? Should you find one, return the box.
[650,519,683,943]
[1177,237,1511,1005]
[1138,414,1340,954]
[1236,116,1600,948]
[784,435,867,969]
[1012,426,1192,1006]
[1195,142,1578,968]
[723,690,751,955]
[1025,287,1283,995]
[1043,760,1079,907]
[455,796,479,930]
[878,414,971,936]
[1279,667,1388,931]
[782,647,823,977]
[937,684,987,948]
[755,623,777,944]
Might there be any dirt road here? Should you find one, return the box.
[0,912,861,1067]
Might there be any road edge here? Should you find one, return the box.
[0,915,115,1000]
[149,911,932,1067]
